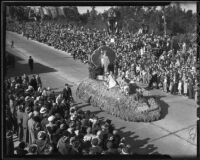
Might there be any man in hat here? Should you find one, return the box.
[40,107,49,131]
[35,131,53,155]
[57,135,71,155]
[70,140,82,154]
[120,144,132,155]
[112,130,121,149]
[105,119,114,134]
[46,115,57,143]
[29,75,38,91]
[27,144,38,155]
[89,138,102,155]
[36,74,42,88]
[83,127,96,142]
[62,83,72,103]
[28,56,34,73]
[11,40,14,48]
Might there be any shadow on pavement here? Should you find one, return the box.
[5,52,57,78]
[158,98,170,120]
[117,126,161,155]
[77,103,91,109]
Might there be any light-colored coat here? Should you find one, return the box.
[28,118,36,145]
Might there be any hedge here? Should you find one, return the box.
[76,79,161,122]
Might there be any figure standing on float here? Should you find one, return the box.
[101,50,110,74]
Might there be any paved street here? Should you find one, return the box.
[6,31,197,158]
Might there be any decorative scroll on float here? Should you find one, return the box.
[89,45,116,79]
[91,46,116,67]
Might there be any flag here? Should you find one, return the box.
[49,7,57,19]
[56,7,66,17]
[46,7,52,18]
[34,7,40,15]
[39,7,44,19]
[42,7,49,16]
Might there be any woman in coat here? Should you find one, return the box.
[28,112,37,145]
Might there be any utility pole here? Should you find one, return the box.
[197,62,200,158]
[197,3,200,158]
[162,6,167,37]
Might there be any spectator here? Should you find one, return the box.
[11,40,14,48]
[28,56,34,73]
[22,107,31,144]
[89,138,102,155]
[6,130,14,156]
[27,144,38,155]
[35,131,53,155]
[28,112,37,145]
[62,83,72,103]
[15,141,28,155]
[16,105,24,141]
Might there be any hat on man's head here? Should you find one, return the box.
[28,112,33,118]
[121,145,131,155]
[6,130,13,139]
[28,144,38,154]
[70,136,76,144]
[27,85,33,91]
[60,123,67,130]
[91,138,99,146]
[25,96,31,101]
[25,107,31,113]
[37,131,46,140]
[40,107,47,114]
[33,111,39,117]
[65,83,69,86]
[48,115,55,122]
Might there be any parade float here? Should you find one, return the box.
[76,45,161,122]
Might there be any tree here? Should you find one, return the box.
[79,13,88,25]
[89,6,97,25]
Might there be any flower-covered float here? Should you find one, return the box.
[76,45,161,122]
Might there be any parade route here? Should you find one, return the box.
[6,31,197,157]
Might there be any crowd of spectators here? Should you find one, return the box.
[5,74,132,155]
[6,20,197,103]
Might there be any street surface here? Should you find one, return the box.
[6,31,197,158]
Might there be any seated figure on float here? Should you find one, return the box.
[104,71,117,90]
[116,71,130,95]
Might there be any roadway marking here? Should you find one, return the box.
[149,122,196,146]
